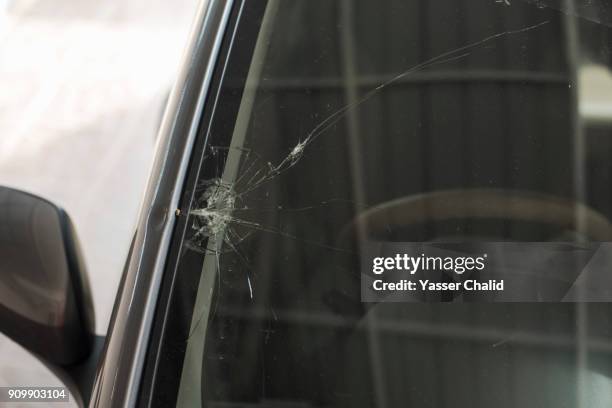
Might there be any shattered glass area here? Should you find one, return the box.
[190,177,237,247]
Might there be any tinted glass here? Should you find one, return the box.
[155,1,612,407]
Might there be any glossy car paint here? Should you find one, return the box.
[0,186,94,366]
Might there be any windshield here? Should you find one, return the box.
[156,1,612,407]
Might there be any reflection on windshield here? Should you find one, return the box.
[176,0,612,407]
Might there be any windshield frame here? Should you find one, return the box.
[136,1,266,406]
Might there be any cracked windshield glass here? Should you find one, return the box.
[163,0,612,407]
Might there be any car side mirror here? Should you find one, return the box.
[0,186,95,375]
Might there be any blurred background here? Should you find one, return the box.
[0,0,198,400]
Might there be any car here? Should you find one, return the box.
[4,0,612,407]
